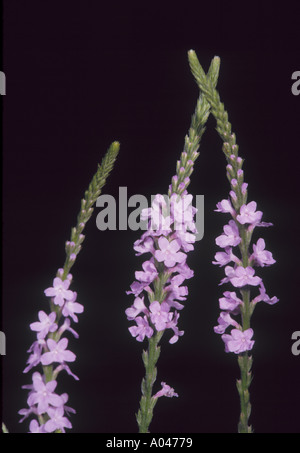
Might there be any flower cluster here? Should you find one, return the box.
[212,156,278,354]
[19,269,84,433]
[126,188,197,346]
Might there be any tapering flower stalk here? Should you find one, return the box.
[189,50,278,433]
[19,142,119,433]
[126,57,220,433]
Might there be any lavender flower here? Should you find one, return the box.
[26,373,63,415]
[128,316,154,342]
[40,338,76,366]
[44,277,74,307]
[30,311,58,340]
[222,328,255,354]
[153,382,178,399]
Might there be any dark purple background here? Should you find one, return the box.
[1,0,300,433]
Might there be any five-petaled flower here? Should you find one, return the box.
[44,277,74,307]
[128,316,154,342]
[30,311,57,340]
[41,338,76,365]
[222,328,255,354]
[155,237,186,268]
[27,372,63,415]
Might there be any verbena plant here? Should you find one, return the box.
[3,51,277,433]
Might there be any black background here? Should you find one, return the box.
[1,0,300,433]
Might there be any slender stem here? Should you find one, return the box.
[238,226,253,432]
[137,331,163,433]
[237,353,253,433]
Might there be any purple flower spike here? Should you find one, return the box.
[126,188,198,345]
[213,177,277,359]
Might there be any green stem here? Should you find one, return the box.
[237,353,253,433]
[137,331,163,433]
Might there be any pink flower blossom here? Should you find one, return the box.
[212,247,241,267]
[44,277,74,307]
[141,194,172,234]
[149,301,172,331]
[222,328,255,354]
[133,234,155,256]
[61,292,84,323]
[229,266,262,288]
[165,311,184,344]
[170,193,196,231]
[215,199,236,216]
[27,373,63,415]
[128,316,153,342]
[125,296,148,320]
[153,382,178,399]
[219,291,243,312]
[251,238,276,267]
[214,311,240,334]
[126,280,149,297]
[29,419,46,433]
[236,201,262,225]
[155,237,186,268]
[215,220,241,248]
[41,338,76,365]
[23,341,44,373]
[135,260,158,284]
[252,282,279,306]
[44,406,72,433]
[30,311,57,339]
